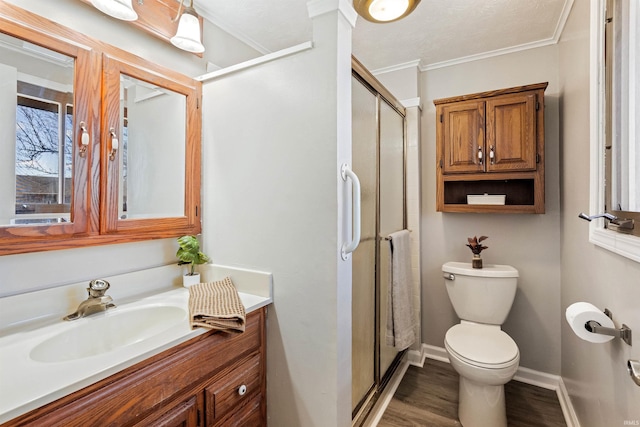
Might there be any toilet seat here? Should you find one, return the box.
[445,323,519,369]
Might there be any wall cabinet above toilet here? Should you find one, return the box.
[434,82,547,214]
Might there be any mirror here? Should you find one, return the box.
[0,32,75,227]
[603,0,640,237]
[117,74,186,220]
[100,52,200,237]
[0,4,201,255]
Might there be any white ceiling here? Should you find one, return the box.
[195,0,573,72]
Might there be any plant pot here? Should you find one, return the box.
[183,273,201,288]
[472,254,483,269]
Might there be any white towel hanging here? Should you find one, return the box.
[385,229,417,351]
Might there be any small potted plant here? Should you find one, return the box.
[176,235,210,287]
[466,235,488,269]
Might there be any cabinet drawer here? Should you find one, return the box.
[135,395,199,427]
[213,394,263,427]
[205,354,262,425]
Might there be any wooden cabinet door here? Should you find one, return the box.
[136,395,200,427]
[486,92,537,172]
[100,53,202,238]
[438,100,485,174]
[0,10,100,253]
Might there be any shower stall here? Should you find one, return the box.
[351,59,407,424]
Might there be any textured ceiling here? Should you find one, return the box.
[195,0,572,72]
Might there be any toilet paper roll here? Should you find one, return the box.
[565,302,615,343]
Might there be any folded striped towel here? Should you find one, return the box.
[188,277,246,333]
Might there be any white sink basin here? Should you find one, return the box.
[30,305,187,363]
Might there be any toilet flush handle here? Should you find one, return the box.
[443,273,455,281]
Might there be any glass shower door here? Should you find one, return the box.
[378,99,406,378]
[351,75,406,419]
[351,75,378,413]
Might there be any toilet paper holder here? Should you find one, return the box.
[585,308,632,346]
[628,360,640,387]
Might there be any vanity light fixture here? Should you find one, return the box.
[90,0,138,21]
[170,0,205,53]
[353,0,421,23]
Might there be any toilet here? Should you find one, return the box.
[442,261,520,427]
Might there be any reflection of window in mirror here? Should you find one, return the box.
[0,33,75,227]
[16,84,73,223]
[604,0,640,237]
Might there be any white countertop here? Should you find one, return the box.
[0,287,271,423]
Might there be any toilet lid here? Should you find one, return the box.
[445,323,519,369]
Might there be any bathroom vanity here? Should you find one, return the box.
[0,264,273,427]
[2,307,266,427]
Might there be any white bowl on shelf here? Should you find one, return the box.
[467,194,506,205]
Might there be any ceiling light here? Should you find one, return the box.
[90,0,138,21]
[353,0,421,23]
[170,0,205,53]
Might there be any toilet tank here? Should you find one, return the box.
[443,262,519,325]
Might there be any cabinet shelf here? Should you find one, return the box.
[443,179,535,205]
[437,204,539,214]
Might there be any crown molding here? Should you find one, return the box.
[194,2,271,55]
[417,0,575,72]
[421,37,559,71]
[371,59,421,75]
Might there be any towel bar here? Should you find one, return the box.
[360,230,413,243]
[381,229,412,241]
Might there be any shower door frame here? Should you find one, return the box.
[351,56,408,426]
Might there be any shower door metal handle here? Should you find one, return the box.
[341,163,361,260]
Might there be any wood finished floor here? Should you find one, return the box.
[378,358,567,427]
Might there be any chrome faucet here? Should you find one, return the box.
[64,279,116,321]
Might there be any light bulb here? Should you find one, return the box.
[170,9,205,53]
[90,0,138,21]
[368,0,410,22]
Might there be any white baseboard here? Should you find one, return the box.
[407,345,425,366]
[402,343,581,427]
[557,377,581,427]
[420,343,450,364]
[513,365,560,390]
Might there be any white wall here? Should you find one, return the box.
[374,65,421,102]
[558,1,640,425]
[200,2,356,426]
[420,45,563,374]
